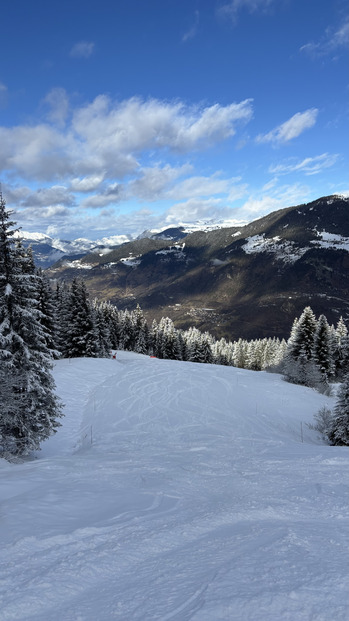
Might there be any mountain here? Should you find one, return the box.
[15,231,132,268]
[17,222,217,268]
[136,226,187,241]
[46,195,349,340]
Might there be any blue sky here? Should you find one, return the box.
[0,0,348,240]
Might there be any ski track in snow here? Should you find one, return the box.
[0,352,348,621]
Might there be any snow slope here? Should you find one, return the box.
[0,353,348,621]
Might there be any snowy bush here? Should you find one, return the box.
[308,406,333,443]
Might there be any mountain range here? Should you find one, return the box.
[45,194,349,340]
[17,222,227,268]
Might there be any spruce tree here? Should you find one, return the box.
[283,306,318,385]
[36,269,60,358]
[312,314,334,384]
[333,317,349,379]
[0,195,63,455]
[328,375,349,446]
[62,278,101,358]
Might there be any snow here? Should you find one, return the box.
[156,244,186,259]
[13,230,52,243]
[211,258,229,266]
[119,255,141,266]
[242,235,308,264]
[0,353,348,621]
[311,231,349,252]
[61,260,94,269]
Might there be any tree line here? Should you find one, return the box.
[1,194,348,454]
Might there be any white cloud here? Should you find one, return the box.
[70,41,95,59]
[218,0,277,22]
[238,183,310,220]
[0,124,76,180]
[300,18,349,58]
[81,167,246,209]
[164,197,228,225]
[70,175,105,193]
[128,164,192,201]
[21,186,75,208]
[71,95,253,156]
[14,205,71,231]
[269,153,339,176]
[0,95,253,184]
[165,174,241,201]
[182,10,200,42]
[256,109,318,145]
[81,184,121,208]
[42,88,69,127]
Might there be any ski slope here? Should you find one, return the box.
[0,352,348,621]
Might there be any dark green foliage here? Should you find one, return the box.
[0,195,63,455]
[60,278,102,358]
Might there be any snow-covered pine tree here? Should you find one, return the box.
[283,306,319,386]
[53,280,71,355]
[246,339,264,371]
[119,309,135,351]
[312,314,334,385]
[185,327,207,363]
[327,374,349,446]
[200,332,214,364]
[132,305,149,354]
[157,317,181,360]
[92,300,111,357]
[97,301,120,350]
[61,278,102,358]
[233,338,248,368]
[333,317,349,380]
[0,195,63,455]
[36,269,60,358]
[212,339,228,365]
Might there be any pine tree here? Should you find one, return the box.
[185,327,207,363]
[119,309,134,351]
[312,314,334,384]
[328,375,349,446]
[157,317,180,360]
[287,306,317,360]
[0,195,63,455]
[233,338,248,368]
[283,306,318,385]
[333,317,349,379]
[93,301,111,357]
[132,305,149,354]
[36,269,60,358]
[61,278,101,358]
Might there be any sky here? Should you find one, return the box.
[0,0,348,240]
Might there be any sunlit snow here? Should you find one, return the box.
[0,353,348,620]
[311,231,349,251]
[242,235,308,263]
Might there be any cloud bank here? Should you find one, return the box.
[0,89,342,240]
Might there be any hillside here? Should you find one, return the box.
[0,353,347,620]
[47,195,349,340]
